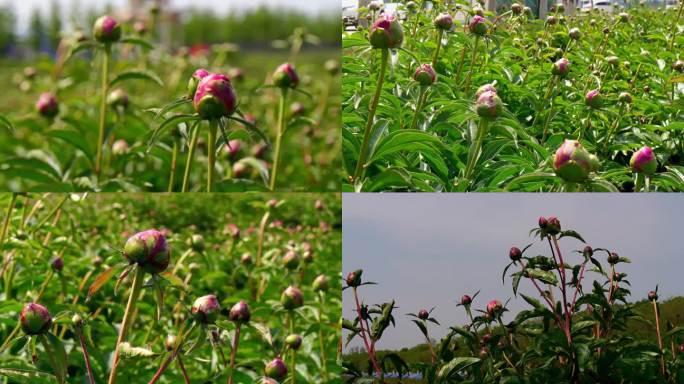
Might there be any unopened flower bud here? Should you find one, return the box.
[281,286,304,310]
[285,334,303,350]
[107,88,129,110]
[112,139,129,155]
[187,68,209,99]
[555,3,565,12]
[461,295,472,306]
[543,216,561,235]
[469,15,487,35]
[124,229,170,274]
[552,57,570,77]
[546,15,557,25]
[553,140,598,183]
[569,28,581,40]
[193,73,237,119]
[418,309,429,320]
[630,146,657,175]
[606,56,619,66]
[475,91,502,119]
[240,253,253,266]
[313,274,329,292]
[475,83,497,98]
[618,12,629,22]
[228,300,251,323]
[370,15,404,49]
[414,64,437,86]
[93,15,121,43]
[165,335,177,351]
[486,300,503,317]
[51,256,64,272]
[273,63,299,89]
[585,89,603,108]
[602,26,610,34]
[509,247,522,261]
[20,303,52,335]
[511,3,523,14]
[227,224,240,241]
[188,234,205,252]
[36,92,59,118]
[265,358,287,380]
[191,294,220,324]
[618,92,632,104]
[368,1,382,11]
[346,269,363,287]
[283,249,300,270]
[133,21,147,35]
[648,291,658,301]
[290,102,305,116]
[607,252,619,264]
[434,13,453,30]
[673,60,684,73]
[583,246,593,257]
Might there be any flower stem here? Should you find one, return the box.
[352,287,382,376]
[168,139,178,192]
[463,36,480,96]
[540,76,559,143]
[432,29,444,67]
[181,122,200,193]
[176,355,190,384]
[353,48,389,183]
[653,300,666,376]
[669,0,684,52]
[270,89,287,191]
[96,45,111,180]
[227,323,241,384]
[409,87,428,131]
[108,267,145,384]
[207,119,218,192]
[77,328,95,384]
[464,118,489,183]
[603,103,626,154]
[148,352,175,384]
[317,292,329,381]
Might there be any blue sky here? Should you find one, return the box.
[2,0,338,35]
[343,194,684,351]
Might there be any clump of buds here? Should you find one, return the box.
[264,358,287,380]
[36,92,59,118]
[187,69,209,99]
[93,15,121,43]
[346,269,363,287]
[434,12,453,30]
[50,256,64,272]
[107,88,129,110]
[475,90,502,119]
[193,73,237,119]
[511,3,523,14]
[486,300,503,317]
[369,14,404,49]
[313,274,329,292]
[418,309,429,320]
[413,64,437,87]
[283,249,300,270]
[552,58,570,77]
[630,146,657,175]
[607,252,620,264]
[469,15,487,35]
[273,63,299,89]
[509,247,522,261]
[191,294,221,324]
[461,295,472,306]
[20,303,52,335]
[228,300,251,323]
[618,92,632,104]
[648,291,658,301]
[281,286,304,310]
[568,28,581,40]
[123,229,171,274]
[585,89,603,108]
[553,140,599,183]
[285,334,303,350]
[539,216,561,235]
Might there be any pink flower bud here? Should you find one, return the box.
[469,15,487,35]
[648,291,658,301]
[475,83,497,98]
[509,247,522,261]
[346,269,363,287]
[553,140,599,183]
[133,21,147,35]
[123,229,170,274]
[107,88,129,109]
[165,335,177,351]
[191,294,220,324]
[546,217,561,235]
[370,15,404,49]
[552,58,569,77]
[36,92,59,118]
[93,15,121,43]
[193,73,237,119]
[585,89,603,108]
[265,358,287,380]
[187,68,210,99]
[538,216,548,229]
[281,286,304,310]
[283,249,300,270]
[486,300,503,317]
[630,146,657,175]
[413,64,437,86]
[273,63,299,89]
[475,90,502,119]
[583,246,593,257]
[461,295,472,306]
[51,256,64,272]
[228,300,251,323]
[227,223,240,241]
[313,274,329,292]
[20,303,52,335]
[434,13,453,30]
[418,309,429,320]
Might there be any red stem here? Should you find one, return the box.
[570,261,588,312]
[519,259,563,327]
[148,352,175,384]
[78,331,95,384]
[177,355,190,384]
[550,236,572,345]
[227,324,241,384]
[352,287,382,376]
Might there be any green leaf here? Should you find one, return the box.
[109,70,164,88]
[119,37,154,50]
[0,115,14,132]
[520,293,546,312]
[118,342,158,358]
[0,368,57,384]
[369,130,443,164]
[411,319,428,339]
[39,333,67,384]
[64,41,97,62]
[571,320,597,335]
[559,230,586,243]
[46,129,94,161]
[251,323,273,347]
[148,115,201,152]
[234,157,270,185]
[526,268,558,285]
[437,357,481,381]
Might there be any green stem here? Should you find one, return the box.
[108,267,145,384]
[317,292,329,382]
[95,45,111,180]
[353,48,389,182]
[463,36,480,96]
[669,0,684,52]
[182,123,201,193]
[454,44,467,83]
[168,139,178,192]
[409,87,428,131]
[540,78,559,143]
[289,311,296,384]
[207,120,218,192]
[270,89,287,191]
[432,29,444,67]
[227,323,241,384]
[603,104,626,153]
[0,193,17,254]
[464,118,489,183]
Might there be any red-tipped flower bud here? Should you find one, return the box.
[418,309,429,320]
[461,295,472,306]
[475,91,502,119]
[20,303,52,335]
[281,286,304,310]
[193,73,237,119]
[546,217,561,235]
[265,358,288,380]
[369,15,404,49]
[585,89,603,108]
[123,229,170,274]
[93,15,121,43]
[469,15,487,35]
[648,291,658,301]
[283,249,300,270]
[273,63,299,89]
[607,252,619,264]
[553,140,599,183]
[285,334,303,350]
[313,274,329,292]
[486,300,503,317]
[187,68,209,99]
[228,300,251,323]
[630,146,657,175]
[51,256,64,272]
[36,92,59,118]
[583,246,593,257]
[509,247,522,261]
[346,269,363,287]
[191,294,220,324]
[434,13,453,30]
[413,64,437,86]
[618,12,629,22]
[552,58,570,77]
[538,216,548,229]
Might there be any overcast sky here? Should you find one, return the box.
[2,0,338,35]
[343,194,684,351]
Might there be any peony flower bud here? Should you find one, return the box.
[418,309,429,320]
[193,73,237,119]
[673,60,684,73]
[290,102,305,116]
[629,146,657,175]
[133,21,147,35]
[479,347,489,358]
[552,58,570,77]
[281,286,304,310]
[285,334,303,350]
[227,223,240,241]
[93,15,121,43]
[20,303,52,335]
[511,3,523,14]
[273,63,299,89]
[486,300,503,317]
[107,88,129,110]
[315,200,324,211]
[324,59,340,76]
[648,291,658,301]
[509,247,522,261]
[165,335,177,351]
[461,295,472,306]
[538,216,548,229]
[123,229,170,274]
[475,83,497,98]
[346,269,363,287]
[368,1,382,11]
[469,15,487,35]
[187,69,210,99]
[370,14,404,49]
[36,92,59,118]
[240,253,253,266]
[228,300,251,323]
[583,246,593,257]
[607,252,619,264]
[191,294,220,324]
[265,358,287,380]
[605,56,619,66]
[546,15,557,25]
[227,67,244,82]
[585,89,603,108]
[556,3,565,12]
[413,64,437,86]
[618,92,632,104]
[618,12,629,22]
[283,249,300,270]
[481,333,492,344]
[313,274,329,292]
[546,217,561,235]
[51,256,64,272]
[524,6,532,16]
[568,28,581,40]
[475,91,502,119]
[112,139,129,155]
[434,13,453,30]
[188,234,205,252]
[553,140,598,183]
